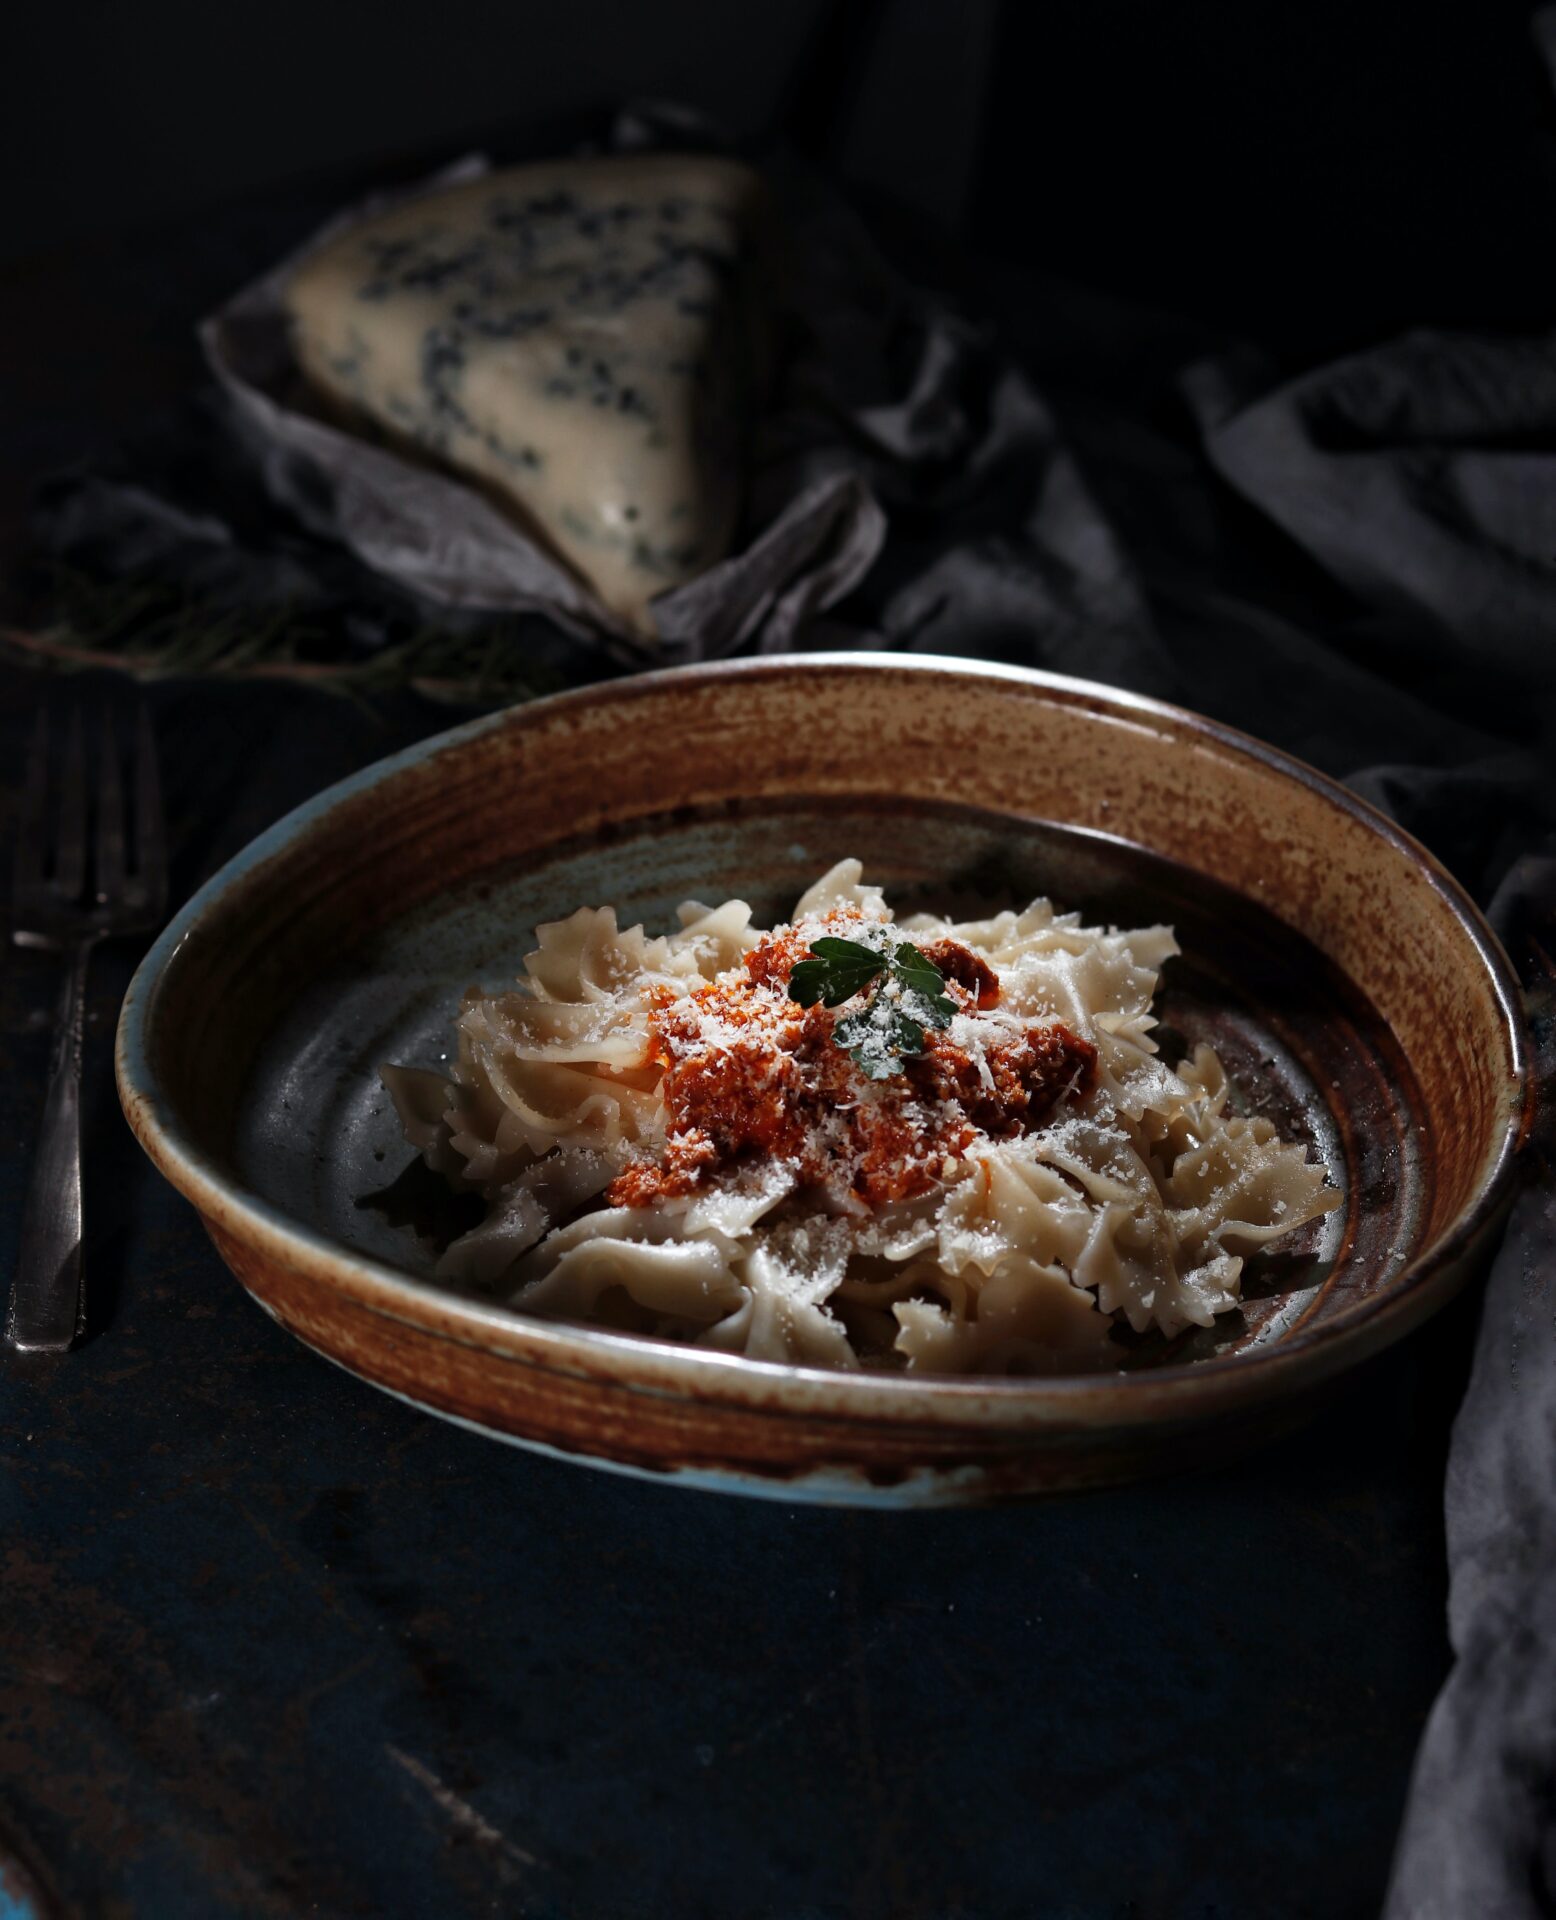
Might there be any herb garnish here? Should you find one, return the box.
[788,936,956,1079]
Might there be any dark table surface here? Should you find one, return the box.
[0,196,1502,1920]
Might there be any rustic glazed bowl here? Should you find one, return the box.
[117,657,1531,1503]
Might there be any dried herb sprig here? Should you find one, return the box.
[0,566,570,709]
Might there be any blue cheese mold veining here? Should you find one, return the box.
[284,155,771,636]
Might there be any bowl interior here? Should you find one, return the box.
[234,798,1411,1370]
[134,661,1523,1386]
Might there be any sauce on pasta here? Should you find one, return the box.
[381,859,1342,1370]
[606,919,1095,1210]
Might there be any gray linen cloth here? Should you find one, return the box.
[1180,240,1556,1920]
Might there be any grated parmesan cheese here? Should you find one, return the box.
[606,909,1098,1212]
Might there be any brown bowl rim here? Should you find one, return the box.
[115,653,1533,1430]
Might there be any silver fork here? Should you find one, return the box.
[9,703,168,1352]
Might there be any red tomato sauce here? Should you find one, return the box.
[605,921,1096,1211]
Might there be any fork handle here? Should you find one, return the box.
[8,940,95,1352]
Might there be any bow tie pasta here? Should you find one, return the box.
[384,862,1339,1373]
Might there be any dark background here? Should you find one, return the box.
[7,0,1554,346]
[2,6,1553,1919]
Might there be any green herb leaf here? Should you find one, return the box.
[789,933,955,1076]
[806,933,879,956]
[889,943,943,990]
[808,936,884,962]
[889,945,957,1026]
[826,968,888,1006]
[786,958,832,1007]
[835,1004,928,1079]
[786,937,887,1009]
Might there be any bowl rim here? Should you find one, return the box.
[115,652,1534,1425]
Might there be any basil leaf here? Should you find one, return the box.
[830,1008,873,1045]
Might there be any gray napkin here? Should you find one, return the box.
[1382,851,1556,1920]
[1174,202,1556,1920]
[1187,335,1556,700]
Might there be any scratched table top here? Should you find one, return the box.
[0,660,1476,1919]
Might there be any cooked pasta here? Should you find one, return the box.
[383,861,1339,1372]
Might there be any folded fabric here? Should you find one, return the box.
[1186,334,1556,697]
[1381,846,1556,1920]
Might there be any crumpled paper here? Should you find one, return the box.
[199,153,887,665]
[32,111,1151,689]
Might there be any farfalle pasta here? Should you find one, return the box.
[383,862,1339,1373]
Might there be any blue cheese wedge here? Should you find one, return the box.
[284,155,769,636]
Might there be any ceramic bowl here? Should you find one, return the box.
[117,657,1532,1503]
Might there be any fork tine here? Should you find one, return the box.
[52,707,87,903]
[95,709,127,904]
[133,704,168,914]
[14,707,50,897]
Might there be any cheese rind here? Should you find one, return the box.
[284,155,768,635]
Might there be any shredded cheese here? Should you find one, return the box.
[606,911,1097,1212]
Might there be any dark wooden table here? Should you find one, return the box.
[0,199,1483,1920]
